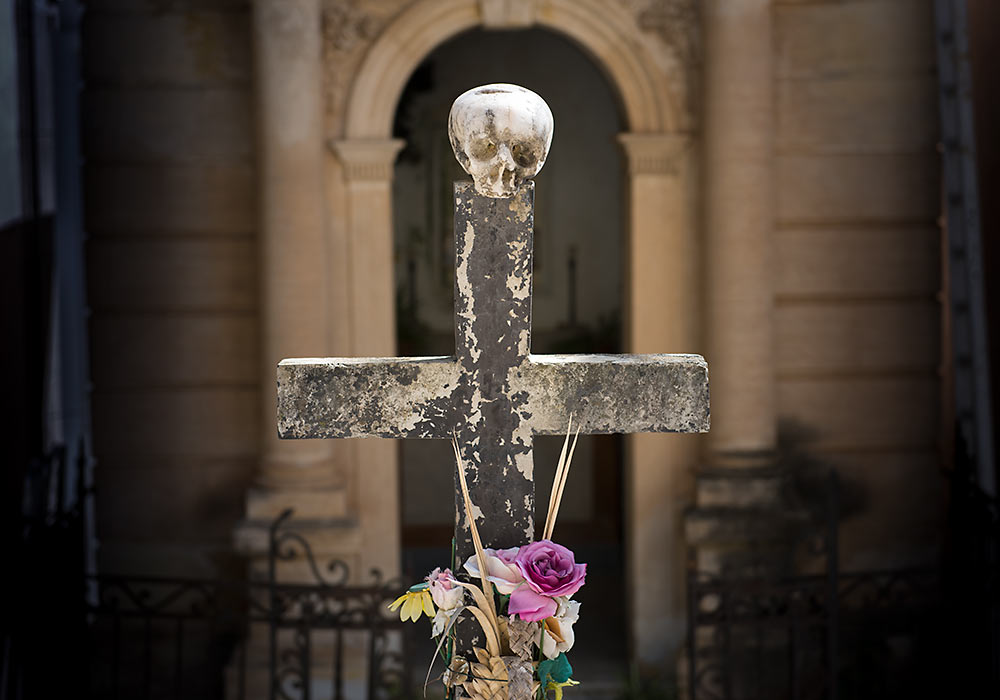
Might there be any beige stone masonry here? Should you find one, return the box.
[778,376,939,452]
[85,164,256,235]
[83,11,252,87]
[619,131,702,661]
[84,89,253,163]
[774,227,940,297]
[703,0,776,462]
[328,137,406,578]
[88,238,256,312]
[93,389,258,458]
[91,315,257,388]
[777,154,938,223]
[775,302,940,374]
[253,0,334,490]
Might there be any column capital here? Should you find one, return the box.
[617,132,693,176]
[330,138,405,182]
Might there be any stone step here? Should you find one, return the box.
[695,466,788,508]
[234,483,360,561]
[684,505,813,547]
[244,483,351,521]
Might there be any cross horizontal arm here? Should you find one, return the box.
[277,357,461,439]
[515,354,710,435]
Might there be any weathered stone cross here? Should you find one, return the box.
[276,85,709,567]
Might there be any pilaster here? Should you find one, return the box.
[702,0,777,466]
[619,132,703,664]
[329,137,405,579]
[251,0,335,493]
[241,0,349,557]
[238,3,360,695]
[688,0,803,579]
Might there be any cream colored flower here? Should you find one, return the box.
[538,597,581,659]
[463,547,524,594]
[426,567,465,610]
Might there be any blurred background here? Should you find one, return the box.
[2,0,999,698]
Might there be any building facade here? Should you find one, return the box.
[83,0,945,670]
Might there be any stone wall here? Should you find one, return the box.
[83,0,257,577]
[773,0,943,569]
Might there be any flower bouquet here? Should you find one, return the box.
[390,425,584,699]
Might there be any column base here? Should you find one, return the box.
[684,462,814,577]
[234,484,362,579]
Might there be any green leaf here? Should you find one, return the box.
[537,653,573,686]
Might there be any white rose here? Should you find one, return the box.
[538,597,580,660]
[463,547,525,595]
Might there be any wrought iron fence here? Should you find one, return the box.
[5,494,412,700]
[80,510,412,700]
[687,564,941,700]
[686,469,999,700]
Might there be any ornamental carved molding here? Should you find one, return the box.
[323,0,382,51]
[617,133,692,176]
[321,0,403,133]
[330,138,406,182]
[319,0,700,135]
[618,0,701,66]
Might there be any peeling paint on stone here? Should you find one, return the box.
[508,194,531,223]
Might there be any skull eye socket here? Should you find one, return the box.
[511,143,537,169]
[469,138,497,160]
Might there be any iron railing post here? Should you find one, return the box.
[269,509,293,700]
[826,471,839,700]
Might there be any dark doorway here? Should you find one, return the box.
[392,28,628,679]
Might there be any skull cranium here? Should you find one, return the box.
[448,84,554,198]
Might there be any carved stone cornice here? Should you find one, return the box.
[320,0,398,131]
[322,0,382,51]
[330,138,406,181]
[617,132,692,176]
[619,0,701,65]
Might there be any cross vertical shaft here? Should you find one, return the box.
[453,181,536,567]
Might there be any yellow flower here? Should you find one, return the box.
[388,589,435,622]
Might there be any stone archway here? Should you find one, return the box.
[323,0,701,665]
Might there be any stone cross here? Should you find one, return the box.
[277,84,710,570]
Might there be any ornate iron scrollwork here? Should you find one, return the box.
[266,508,410,700]
[77,509,411,700]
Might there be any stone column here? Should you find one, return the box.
[688,0,797,578]
[237,4,346,696]
[245,0,341,527]
[619,133,702,665]
[703,0,775,464]
[330,138,405,577]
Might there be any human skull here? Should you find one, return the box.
[448,84,554,198]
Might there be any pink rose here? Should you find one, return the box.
[508,541,586,622]
[515,540,586,597]
[426,567,464,610]
[507,587,558,621]
[463,547,525,595]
